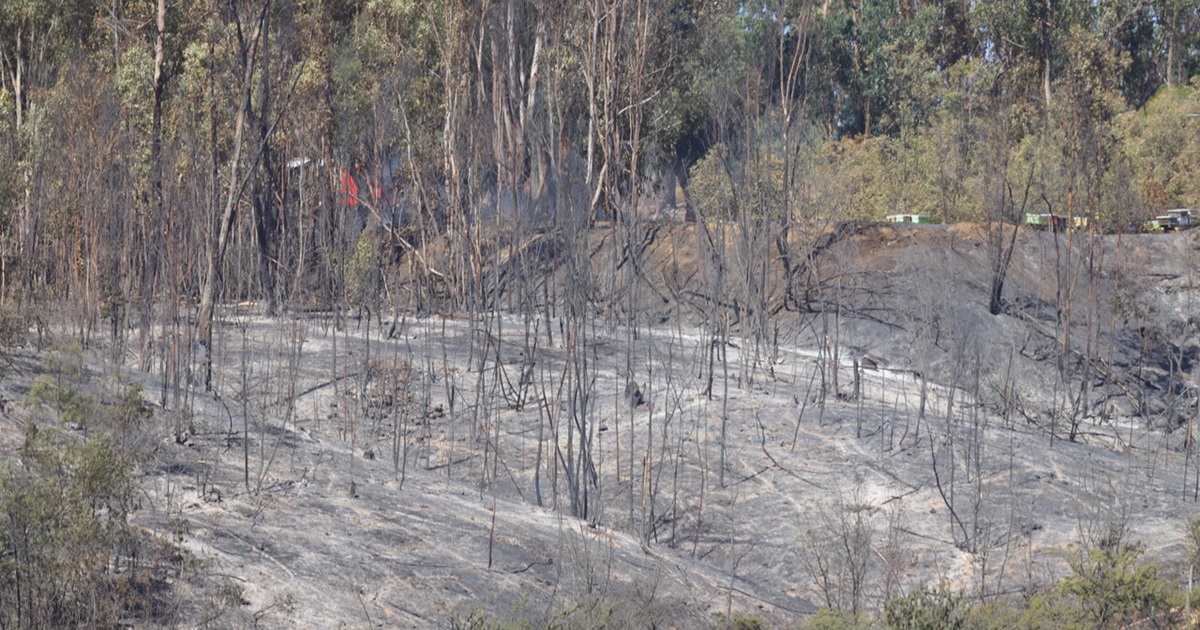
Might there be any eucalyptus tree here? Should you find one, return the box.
[0,0,94,298]
[1156,0,1200,88]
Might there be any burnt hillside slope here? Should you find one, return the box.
[0,222,1198,627]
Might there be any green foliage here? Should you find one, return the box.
[330,39,375,154]
[812,136,910,221]
[27,375,98,428]
[802,608,872,630]
[113,382,152,433]
[1014,590,1087,630]
[960,601,1022,630]
[345,228,387,311]
[0,424,139,628]
[1056,540,1171,628]
[715,613,769,630]
[0,82,11,120]
[689,144,737,221]
[0,348,174,627]
[115,47,155,122]
[3,0,1200,313]
[873,537,1179,630]
[26,345,94,429]
[689,143,790,221]
[115,46,156,188]
[1185,515,1200,570]
[0,0,96,104]
[328,0,438,159]
[25,346,151,439]
[25,345,83,420]
[0,84,13,225]
[882,583,965,630]
[450,608,495,630]
[449,590,688,630]
[1114,83,1200,211]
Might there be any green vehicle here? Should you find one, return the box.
[1142,219,1168,232]
[1024,213,1067,231]
[885,214,933,224]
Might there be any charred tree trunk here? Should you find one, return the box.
[139,0,167,371]
[251,7,280,316]
[197,3,267,389]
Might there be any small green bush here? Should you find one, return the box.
[802,608,872,630]
[0,353,173,627]
[715,612,769,630]
[26,374,98,429]
[345,227,387,311]
[1185,514,1200,570]
[1057,541,1172,629]
[25,367,149,438]
[0,424,140,628]
[883,583,965,630]
[961,601,1022,630]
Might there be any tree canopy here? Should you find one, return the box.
[0,0,1198,309]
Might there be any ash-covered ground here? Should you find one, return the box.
[3,222,1199,628]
